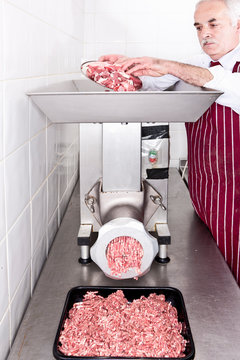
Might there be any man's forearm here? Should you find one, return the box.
[122,56,214,87]
[165,60,214,87]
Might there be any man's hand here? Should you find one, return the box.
[98,54,129,64]
[98,54,213,87]
[121,57,169,77]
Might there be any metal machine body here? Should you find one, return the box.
[27,78,222,279]
[80,123,168,230]
[78,121,171,278]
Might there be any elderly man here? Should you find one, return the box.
[99,0,240,286]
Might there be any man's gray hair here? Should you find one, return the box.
[196,0,240,26]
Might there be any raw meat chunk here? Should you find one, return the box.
[83,61,142,91]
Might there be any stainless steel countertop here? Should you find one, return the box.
[7,169,240,360]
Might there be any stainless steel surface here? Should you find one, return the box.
[78,224,92,238]
[102,123,141,191]
[156,223,171,237]
[79,245,90,260]
[7,169,240,360]
[27,79,222,123]
[159,244,168,258]
[85,179,145,224]
[84,178,166,226]
[79,124,168,232]
[156,224,170,259]
[144,179,168,230]
[79,123,102,231]
[99,188,145,223]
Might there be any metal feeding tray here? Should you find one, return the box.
[53,286,195,360]
[27,78,222,123]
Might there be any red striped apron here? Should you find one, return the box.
[185,61,240,286]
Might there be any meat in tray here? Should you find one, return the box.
[53,286,195,360]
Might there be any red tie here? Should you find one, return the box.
[210,61,221,67]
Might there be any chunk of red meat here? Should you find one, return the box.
[85,62,142,92]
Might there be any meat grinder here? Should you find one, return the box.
[78,121,171,279]
[27,77,222,279]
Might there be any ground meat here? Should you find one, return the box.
[106,236,143,277]
[84,61,142,91]
[58,290,187,358]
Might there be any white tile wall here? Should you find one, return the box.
[10,267,31,344]
[0,0,3,81]
[67,144,76,184]
[0,1,82,358]
[27,0,46,20]
[84,13,95,43]
[47,27,68,75]
[0,239,8,321]
[31,234,47,291]
[30,130,47,196]
[4,79,30,156]
[84,0,96,13]
[125,42,158,58]
[29,79,47,138]
[7,0,29,10]
[47,168,58,222]
[47,123,57,173]
[48,208,58,250]
[0,84,3,160]
[95,0,127,13]
[29,17,48,77]
[126,13,158,43]
[8,206,31,299]
[169,124,188,167]
[95,13,126,43]
[0,162,5,241]
[58,155,68,201]
[0,311,10,360]
[5,143,30,230]
[59,185,70,222]
[31,182,47,254]
[4,3,31,79]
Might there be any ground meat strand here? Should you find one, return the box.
[106,236,143,277]
[58,290,187,358]
[85,62,142,91]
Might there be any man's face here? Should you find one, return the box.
[194,0,240,60]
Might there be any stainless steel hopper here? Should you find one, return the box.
[27,78,222,124]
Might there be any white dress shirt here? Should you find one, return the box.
[141,42,240,115]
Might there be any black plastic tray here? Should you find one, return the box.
[53,286,195,360]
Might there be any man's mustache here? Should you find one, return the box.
[201,38,218,46]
